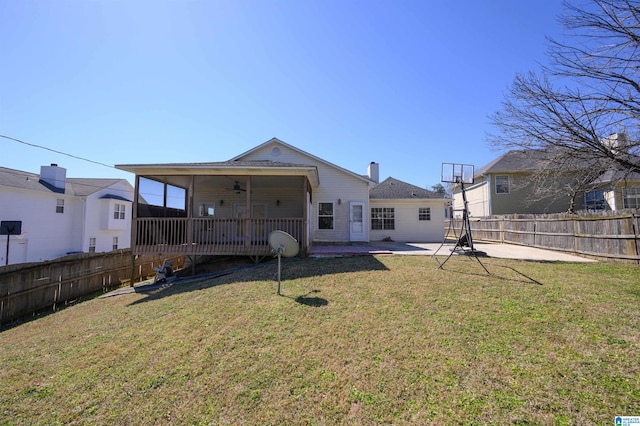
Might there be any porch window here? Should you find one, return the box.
[623,187,640,208]
[89,237,96,253]
[114,203,125,220]
[495,175,510,194]
[418,207,431,221]
[318,202,334,229]
[198,203,215,217]
[56,199,64,213]
[371,207,395,230]
[585,189,606,210]
[113,236,119,250]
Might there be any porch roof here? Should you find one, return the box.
[115,160,320,187]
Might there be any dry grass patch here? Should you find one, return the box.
[1,255,638,425]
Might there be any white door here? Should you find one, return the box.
[349,202,366,241]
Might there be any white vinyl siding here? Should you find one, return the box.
[239,142,370,243]
[370,200,446,242]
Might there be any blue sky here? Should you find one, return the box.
[0,0,564,189]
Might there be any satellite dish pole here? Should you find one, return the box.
[269,230,300,295]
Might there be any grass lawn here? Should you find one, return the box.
[1,255,639,425]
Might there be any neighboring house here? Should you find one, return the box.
[587,169,640,211]
[453,149,640,217]
[369,177,447,242]
[116,138,449,259]
[0,164,134,265]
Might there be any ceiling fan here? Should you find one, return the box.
[226,181,246,194]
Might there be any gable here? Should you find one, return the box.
[232,138,371,185]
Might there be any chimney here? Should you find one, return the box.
[601,133,629,155]
[40,164,67,190]
[368,161,379,183]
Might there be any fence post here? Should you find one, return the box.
[573,215,579,255]
[634,213,640,264]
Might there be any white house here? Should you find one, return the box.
[116,138,448,260]
[369,177,448,242]
[0,164,134,265]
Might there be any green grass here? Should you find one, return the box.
[1,255,639,425]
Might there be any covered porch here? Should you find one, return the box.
[117,161,319,259]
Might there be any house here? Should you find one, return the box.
[0,164,134,265]
[369,177,447,242]
[116,138,449,260]
[453,149,640,217]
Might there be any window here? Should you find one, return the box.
[198,203,215,217]
[56,199,64,213]
[318,202,334,229]
[585,189,606,210]
[371,207,395,230]
[418,207,431,221]
[113,203,125,219]
[623,187,640,209]
[89,238,96,253]
[112,237,119,250]
[495,175,510,194]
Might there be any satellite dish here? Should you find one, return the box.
[269,230,299,295]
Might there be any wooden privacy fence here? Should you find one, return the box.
[446,210,640,262]
[0,250,184,325]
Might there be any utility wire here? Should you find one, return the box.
[0,134,116,169]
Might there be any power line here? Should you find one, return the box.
[0,134,116,169]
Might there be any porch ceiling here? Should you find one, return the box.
[116,161,320,187]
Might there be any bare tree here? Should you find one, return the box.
[490,0,640,178]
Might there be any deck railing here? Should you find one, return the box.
[133,218,305,256]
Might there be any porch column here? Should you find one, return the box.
[244,176,251,249]
[302,178,308,249]
[129,174,140,286]
[187,175,194,247]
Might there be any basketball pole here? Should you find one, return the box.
[277,250,282,295]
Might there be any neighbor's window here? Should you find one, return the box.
[418,207,431,221]
[89,237,96,253]
[56,198,64,213]
[495,175,510,194]
[371,207,395,230]
[113,203,125,220]
[623,187,640,209]
[318,202,334,230]
[112,237,119,250]
[198,203,215,217]
[585,189,606,210]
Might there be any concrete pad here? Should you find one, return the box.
[309,241,595,262]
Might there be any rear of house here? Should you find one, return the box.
[116,138,374,259]
[117,138,448,259]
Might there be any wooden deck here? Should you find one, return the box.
[132,217,305,257]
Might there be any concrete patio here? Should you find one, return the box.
[308,241,596,262]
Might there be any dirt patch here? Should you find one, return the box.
[176,256,260,277]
